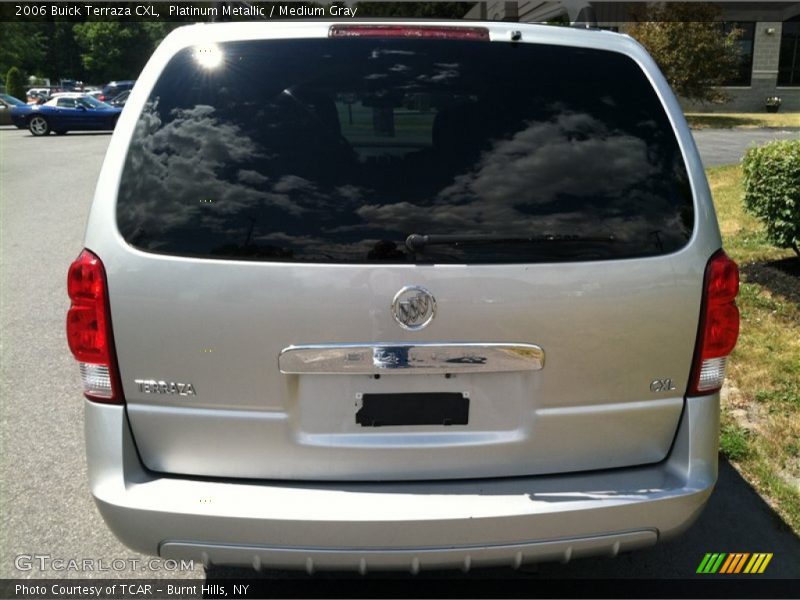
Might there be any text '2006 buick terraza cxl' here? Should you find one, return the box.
[66,20,739,572]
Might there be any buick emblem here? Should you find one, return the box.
[392,286,436,331]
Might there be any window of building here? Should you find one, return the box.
[722,22,755,86]
[778,16,800,86]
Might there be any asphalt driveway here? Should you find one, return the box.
[692,127,799,167]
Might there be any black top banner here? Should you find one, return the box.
[2,2,798,23]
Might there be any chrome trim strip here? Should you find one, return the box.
[279,343,544,375]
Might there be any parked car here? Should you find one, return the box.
[109,90,130,107]
[0,93,26,125]
[11,93,121,136]
[97,80,135,102]
[69,21,739,572]
[26,87,52,104]
[60,79,83,92]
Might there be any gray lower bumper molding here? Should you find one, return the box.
[161,530,657,573]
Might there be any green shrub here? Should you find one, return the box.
[742,139,800,257]
[5,67,26,102]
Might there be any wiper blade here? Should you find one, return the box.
[405,233,617,252]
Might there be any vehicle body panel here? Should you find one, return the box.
[110,248,695,480]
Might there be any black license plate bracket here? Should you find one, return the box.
[356,392,469,427]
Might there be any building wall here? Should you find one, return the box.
[683,21,800,113]
[465,2,800,114]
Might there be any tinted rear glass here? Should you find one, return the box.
[117,37,693,264]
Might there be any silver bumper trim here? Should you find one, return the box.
[278,342,545,375]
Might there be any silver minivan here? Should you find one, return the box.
[67,20,740,572]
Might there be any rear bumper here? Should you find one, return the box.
[86,394,718,572]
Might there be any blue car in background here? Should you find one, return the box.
[11,93,122,136]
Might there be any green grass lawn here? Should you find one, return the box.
[708,164,800,533]
[687,112,800,130]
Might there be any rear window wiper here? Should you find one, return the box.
[405,233,617,252]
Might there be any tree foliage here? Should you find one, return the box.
[73,22,173,82]
[42,23,86,82]
[6,67,26,100]
[0,23,47,79]
[625,3,742,103]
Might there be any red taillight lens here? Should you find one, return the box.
[702,302,740,359]
[66,303,109,363]
[707,255,739,305]
[689,251,740,395]
[67,250,121,403]
[329,25,490,41]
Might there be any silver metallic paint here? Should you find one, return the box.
[86,393,718,568]
[80,21,725,562]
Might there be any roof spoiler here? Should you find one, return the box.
[509,1,599,29]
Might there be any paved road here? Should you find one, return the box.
[0,128,201,581]
[692,127,799,167]
[0,126,798,587]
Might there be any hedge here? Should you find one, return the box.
[742,139,800,257]
[5,67,26,103]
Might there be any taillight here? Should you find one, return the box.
[688,251,740,395]
[329,25,490,41]
[67,250,122,403]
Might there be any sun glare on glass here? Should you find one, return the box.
[195,44,224,69]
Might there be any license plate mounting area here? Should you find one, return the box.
[355,392,469,427]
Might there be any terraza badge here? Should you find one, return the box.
[134,379,197,396]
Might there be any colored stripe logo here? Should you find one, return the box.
[696,553,773,574]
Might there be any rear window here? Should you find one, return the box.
[116,37,693,264]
